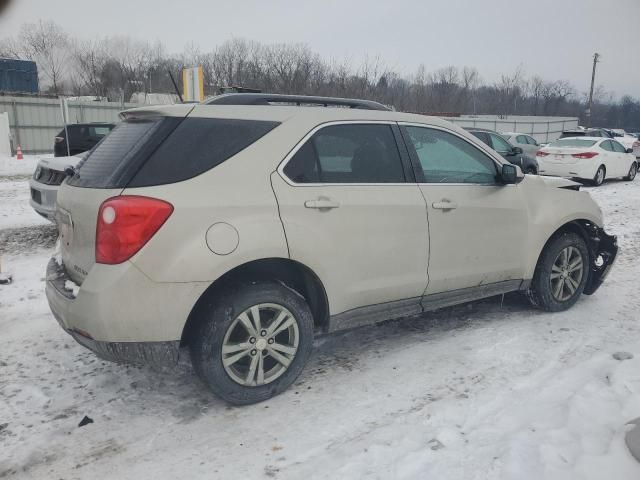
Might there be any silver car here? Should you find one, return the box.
[501,132,541,157]
[29,154,84,221]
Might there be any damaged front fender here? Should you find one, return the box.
[583,226,618,295]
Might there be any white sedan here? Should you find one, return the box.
[536,137,637,186]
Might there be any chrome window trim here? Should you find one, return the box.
[276,120,414,187]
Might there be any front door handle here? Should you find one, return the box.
[304,198,340,210]
[432,200,458,210]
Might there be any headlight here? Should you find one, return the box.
[34,166,42,180]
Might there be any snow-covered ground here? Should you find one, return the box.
[1,158,640,479]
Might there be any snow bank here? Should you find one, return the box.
[0,154,47,177]
[1,176,640,479]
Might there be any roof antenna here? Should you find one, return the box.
[168,70,184,103]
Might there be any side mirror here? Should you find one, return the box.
[501,163,522,184]
[626,148,634,154]
[512,146,523,155]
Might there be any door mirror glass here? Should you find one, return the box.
[501,163,520,184]
[627,148,634,154]
[511,146,523,155]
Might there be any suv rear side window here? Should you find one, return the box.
[403,126,498,184]
[68,117,279,188]
[283,124,406,183]
[129,118,279,187]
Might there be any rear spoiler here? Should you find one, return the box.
[119,104,195,121]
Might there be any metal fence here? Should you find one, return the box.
[0,96,581,155]
[0,96,139,154]
[443,115,580,143]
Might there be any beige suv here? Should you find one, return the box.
[46,94,617,405]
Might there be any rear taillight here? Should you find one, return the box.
[571,152,599,159]
[96,196,173,264]
[536,150,549,157]
[55,136,64,144]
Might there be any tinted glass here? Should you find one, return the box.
[284,124,405,183]
[404,126,498,184]
[490,133,512,153]
[526,136,538,146]
[550,139,598,148]
[282,140,320,183]
[469,131,490,145]
[129,118,279,187]
[516,135,528,144]
[90,126,113,137]
[67,119,163,188]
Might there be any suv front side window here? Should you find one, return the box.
[283,123,406,184]
[403,126,498,184]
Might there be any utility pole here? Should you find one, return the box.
[586,52,600,128]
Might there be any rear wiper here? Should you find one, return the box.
[64,166,78,178]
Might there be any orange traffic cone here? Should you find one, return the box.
[16,146,23,160]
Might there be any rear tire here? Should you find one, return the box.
[592,165,605,186]
[190,281,314,405]
[527,233,589,312]
[625,162,637,181]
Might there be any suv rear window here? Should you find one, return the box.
[68,117,279,188]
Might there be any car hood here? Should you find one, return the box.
[38,154,83,172]
[538,175,582,189]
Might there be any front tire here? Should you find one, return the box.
[528,233,589,312]
[625,162,637,181]
[592,165,606,186]
[190,282,314,405]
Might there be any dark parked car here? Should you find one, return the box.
[54,123,115,157]
[465,127,538,174]
[559,128,613,139]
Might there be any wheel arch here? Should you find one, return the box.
[531,219,599,281]
[180,257,330,347]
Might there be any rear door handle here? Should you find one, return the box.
[432,200,458,210]
[304,198,340,209]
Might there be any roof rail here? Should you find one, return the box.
[204,93,391,111]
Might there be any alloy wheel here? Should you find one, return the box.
[550,246,584,302]
[221,303,299,387]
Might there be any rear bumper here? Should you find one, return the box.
[68,330,180,367]
[29,179,59,221]
[583,227,618,295]
[45,257,206,366]
[538,160,597,181]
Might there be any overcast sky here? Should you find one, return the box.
[1,0,639,98]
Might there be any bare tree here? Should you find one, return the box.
[19,20,69,93]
